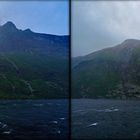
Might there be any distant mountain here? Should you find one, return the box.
[0,21,68,56]
[72,39,140,99]
[0,21,69,99]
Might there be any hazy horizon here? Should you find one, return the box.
[72,1,140,57]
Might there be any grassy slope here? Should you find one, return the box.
[72,46,140,98]
[0,52,68,99]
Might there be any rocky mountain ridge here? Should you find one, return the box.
[72,39,140,99]
[0,21,69,99]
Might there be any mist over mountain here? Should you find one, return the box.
[72,39,140,99]
[0,21,69,99]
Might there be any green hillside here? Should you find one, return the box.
[0,21,69,99]
[72,39,140,99]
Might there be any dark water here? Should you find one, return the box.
[72,99,140,139]
[0,99,69,140]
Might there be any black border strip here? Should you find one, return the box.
[69,0,71,140]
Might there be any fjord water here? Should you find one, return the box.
[0,100,68,140]
[72,99,140,139]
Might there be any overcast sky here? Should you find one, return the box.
[0,1,68,35]
[72,1,140,57]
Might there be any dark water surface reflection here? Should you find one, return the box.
[72,99,140,139]
[0,99,69,140]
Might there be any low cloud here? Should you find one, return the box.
[72,1,140,56]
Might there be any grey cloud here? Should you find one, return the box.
[72,1,140,57]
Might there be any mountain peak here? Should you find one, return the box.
[122,39,140,44]
[2,21,17,30]
[24,28,32,33]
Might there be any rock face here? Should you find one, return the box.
[72,39,140,99]
[0,21,69,99]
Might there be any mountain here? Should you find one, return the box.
[0,21,69,99]
[72,39,140,99]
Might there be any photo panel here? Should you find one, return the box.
[0,1,69,139]
[72,1,140,139]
